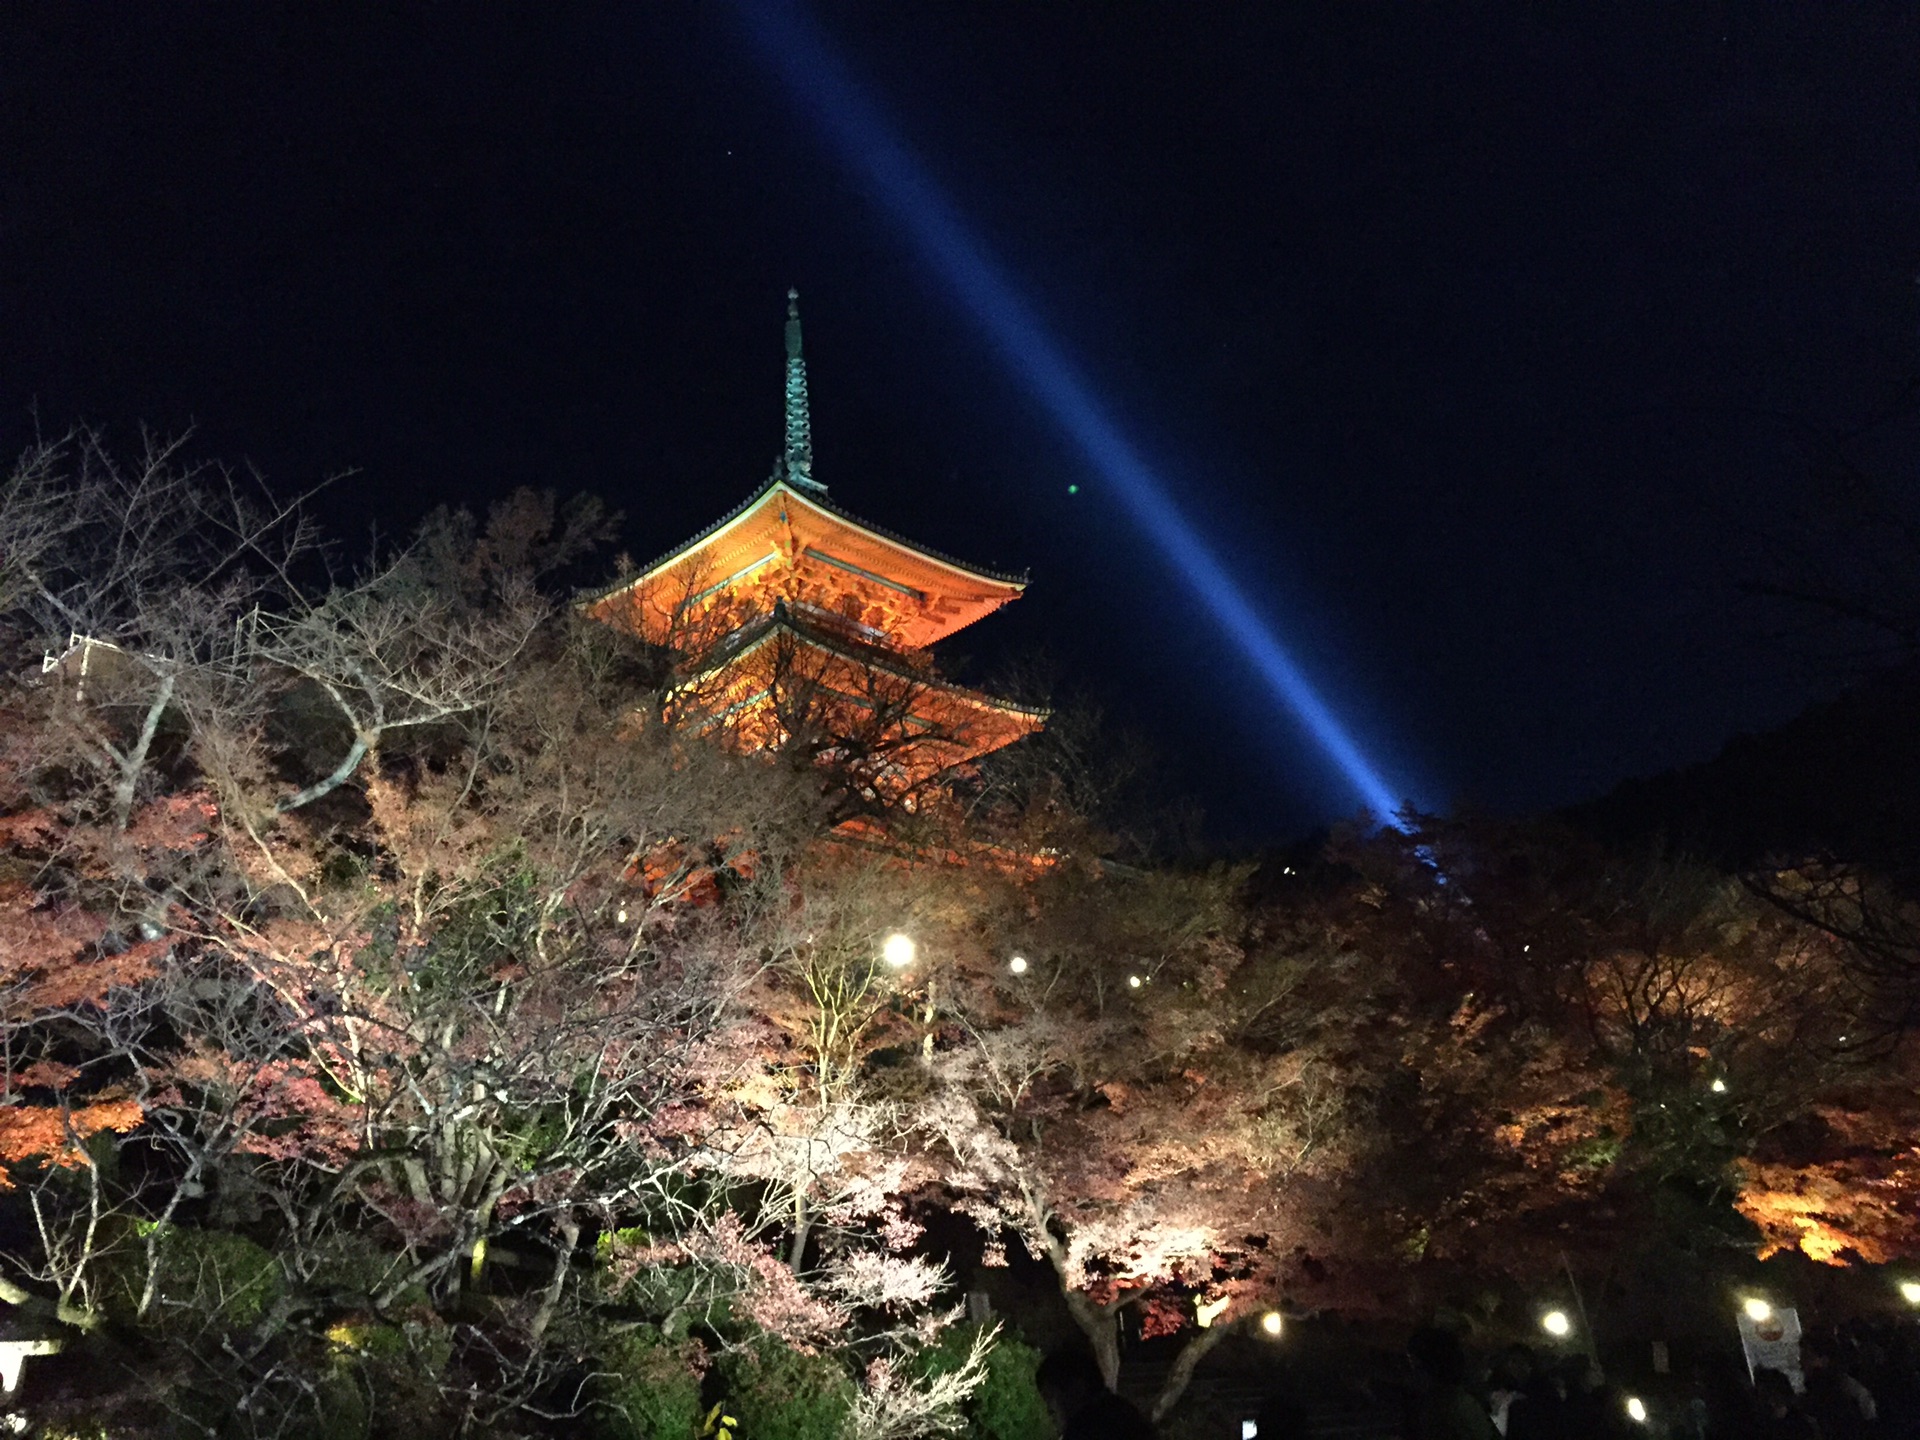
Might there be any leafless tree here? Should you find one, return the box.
[1,428,313,835]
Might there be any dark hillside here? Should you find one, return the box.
[1572,662,1920,872]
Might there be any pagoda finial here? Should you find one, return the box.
[781,288,824,493]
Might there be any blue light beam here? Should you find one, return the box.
[734,3,1419,825]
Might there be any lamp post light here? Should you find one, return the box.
[882,933,917,969]
[1127,974,1144,990]
[1540,1310,1573,1340]
[1743,1297,1774,1324]
[1259,1310,1284,1338]
[1625,1396,1648,1425]
[1008,955,1029,975]
[1899,1281,1920,1306]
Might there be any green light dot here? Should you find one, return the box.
[1067,484,1079,495]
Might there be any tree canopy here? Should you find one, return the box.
[1,432,1917,1437]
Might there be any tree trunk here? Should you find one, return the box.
[1063,1288,1123,1392]
[528,1213,579,1343]
[1035,1205,1126,1391]
[1150,1320,1232,1422]
[277,730,371,812]
[111,672,175,832]
[787,1192,812,1273]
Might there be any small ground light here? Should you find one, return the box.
[1900,1281,1920,1305]
[1128,974,1144,989]
[1743,1298,1773,1323]
[1260,1311,1284,1337]
[1540,1310,1572,1338]
[1008,955,1028,975]
[1625,1396,1647,1425]
[1240,1423,1257,1440]
[1710,1078,1728,1093]
[882,933,917,968]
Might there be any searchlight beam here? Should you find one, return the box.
[734,3,1417,825]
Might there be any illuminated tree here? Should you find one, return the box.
[0,473,831,1431]
[1313,815,1882,1295]
[912,858,1350,1415]
[687,860,938,1274]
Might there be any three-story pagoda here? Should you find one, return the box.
[582,293,1044,801]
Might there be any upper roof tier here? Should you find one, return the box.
[581,478,1028,652]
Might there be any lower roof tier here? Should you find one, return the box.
[666,607,1046,791]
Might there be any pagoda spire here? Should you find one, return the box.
[782,288,825,493]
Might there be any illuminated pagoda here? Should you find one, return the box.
[583,292,1045,804]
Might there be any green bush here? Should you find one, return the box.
[717,1339,854,1440]
[311,1310,455,1440]
[593,1328,708,1440]
[105,1224,283,1330]
[916,1324,1055,1440]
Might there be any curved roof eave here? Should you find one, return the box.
[576,478,1030,610]
[688,607,1051,722]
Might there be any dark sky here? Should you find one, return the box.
[3,5,1916,837]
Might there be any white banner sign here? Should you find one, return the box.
[1737,1306,1804,1393]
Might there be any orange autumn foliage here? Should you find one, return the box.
[0,876,166,1186]
[0,1099,145,1189]
[1735,1090,1920,1265]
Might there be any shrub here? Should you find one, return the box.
[592,1327,707,1440]
[717,1340,855,1440]
[915,1325,1054,1440]
[104,1224,282,1330]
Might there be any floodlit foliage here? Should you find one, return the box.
[2,430,1918,1438]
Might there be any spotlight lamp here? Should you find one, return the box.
[882,933,917,969]
[1540,1309,1572,1339]
[1625,1396,1647,1425]
[1710,1077,1728,1093]
[1899,1280,1920,1306]
[1128,974,1144,990]
[1194,1295,1230,1329]
[1008,955,1029,975]
[1743,1298,1773,1323]
[1259,1310,1283,1337]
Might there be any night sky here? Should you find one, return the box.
[4,5,1916,838]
